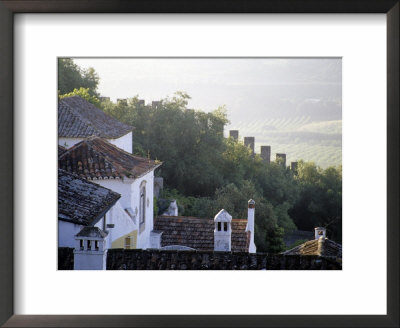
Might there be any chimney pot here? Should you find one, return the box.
[246,199,257,253]
[248,199,255,208]
[314,227,327,240]
[214,209,232,252]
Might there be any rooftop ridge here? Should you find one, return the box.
[156,215,247,221]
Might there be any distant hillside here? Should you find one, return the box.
[226,116,342,168]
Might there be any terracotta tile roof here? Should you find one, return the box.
[58,96,133,139]
[153,216,250,252]
[282,238,342,258]
[58,137,161,180]
[58,169,121,226]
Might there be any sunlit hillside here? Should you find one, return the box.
[226,116,342,168]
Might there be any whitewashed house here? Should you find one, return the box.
[58,169,135,248]
[58,96,133,153]
[58,136,162,249]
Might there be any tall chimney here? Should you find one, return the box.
[314,227,327,240]
[291,161,298,172]
[276,153,286,167]
[214,209,232,251]
[244,137,255,157]
[260,146,271,164]
[246,199,257,253]
[229,130,239,141]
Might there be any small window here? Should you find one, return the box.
[218,222,221,231]
[79,240,84,250]
[224,222,228,231]
[139,186,146,225]
[95,240,99,251]
[125,236,131,249]
[318,230,324,235]
[87,240,92,250]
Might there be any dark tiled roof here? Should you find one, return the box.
[58,96,133,139]
[58,137,161,180]
[76,226,108,238]
[153,216,249,252]
[58,145,67,157]
[282,238,342,258]
[58,169,121,226]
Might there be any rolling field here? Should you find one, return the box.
[226,116,342,168]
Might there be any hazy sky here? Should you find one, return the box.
[73,58,342,167]
[74,58,341,112]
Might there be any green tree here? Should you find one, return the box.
[58,58,99,97]
[103,92,229,196]
[289,161,342,243]
[98,90,340,246]
[59,87,101,107]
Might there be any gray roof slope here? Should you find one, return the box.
[58,169,121,226]
[58,96,133,139]
[76,226,108,238]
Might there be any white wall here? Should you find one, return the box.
[97,170,155,249]
[108,132,132,153]
[132,171,154,249]
[58,220,84,247]
[94,200,137,244]
[59,132,132,153]
[97,179,132,210]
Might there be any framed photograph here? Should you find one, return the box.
[0,1,398,327]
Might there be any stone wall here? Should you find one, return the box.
[58,247,74,270]
[106,249,341,270]
[59,248,341,270]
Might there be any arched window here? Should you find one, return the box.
[139,182,146,226]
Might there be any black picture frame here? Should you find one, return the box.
[0,1,398,327]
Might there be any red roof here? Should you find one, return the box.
[154,216,250,252]
[58,137,161,180]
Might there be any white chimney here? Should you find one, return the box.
[74,227,108,270]
[246,199,257,253]
[314,227,327,240]
[214,209,232,251]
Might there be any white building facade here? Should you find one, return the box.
[96,170,155,249]
[59,131,132,153]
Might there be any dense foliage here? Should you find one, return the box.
[58,59,99,97]
[101,93,342,252]
[59,87,101,107]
